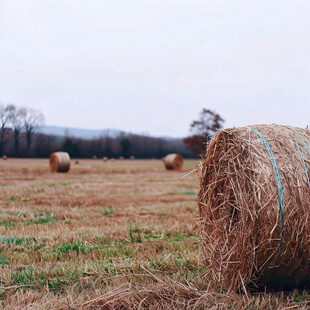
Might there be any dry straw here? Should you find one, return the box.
[49,152,70,173]
[163,154,184,170]
[198,124,310,291]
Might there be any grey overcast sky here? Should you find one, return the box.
[0,1,309,137]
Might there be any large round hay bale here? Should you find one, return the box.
[49,152,70,173]
[198,124,310,291]
[163,154,183,170]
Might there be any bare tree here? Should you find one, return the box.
[0,104,13,156]
[184,109,224,156]
[9,106,25,157]
[23,108,44,157]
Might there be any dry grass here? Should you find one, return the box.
[0,159,309,309]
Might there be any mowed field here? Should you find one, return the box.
[0,159,309,309]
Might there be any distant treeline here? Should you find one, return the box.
[0,103,194,159]
[1,130,194,159]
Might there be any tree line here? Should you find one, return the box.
[0,104,44,157]
[0,104,225,159]
[0,103,193,159]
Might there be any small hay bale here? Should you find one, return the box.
[2,155,7,160]
[119,156,124,160]
[49,152,70,173]
[163,154,183,170]
[103,157,108,162]
[198,124,310,291]
[93,155,97,160]
[130,156,135,160]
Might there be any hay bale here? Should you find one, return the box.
[75,160,79,165]
[49,152,70,173]
[119,156,124,160]
[163,154,183,170]
[93,155,97,160]
[2,155,7,160]
[103,157,108,162]
[198,124,310,291]
[130,156,135,160]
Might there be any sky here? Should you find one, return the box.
[0,1,309,137]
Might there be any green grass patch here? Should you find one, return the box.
[102,208,114,216]
[27,217,57,225]
[294,295,309,302]
[56,241,89,257]
[0,257,8,265]
[183,191,197,195]
[0,221,16,228]
[0,237,37,246]
[169,191,196,195]
[60,183,71,187]
[129,225,142,243]
[12,268,35,287]
[12,267,85,293]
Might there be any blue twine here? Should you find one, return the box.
[291,129,310,190]
[251,128,284,254]
[293,129,310,156]
[292,139,310,190]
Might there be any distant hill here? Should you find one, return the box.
[38,126,122,140]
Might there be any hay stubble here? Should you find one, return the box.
[0,158,309,309]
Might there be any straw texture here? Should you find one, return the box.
[163,154,184,170]
[198,124,310,291]
[49,152,70,173]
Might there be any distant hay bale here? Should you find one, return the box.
[198,124,310,291]
[49,152,70,173]
[93,155,97,160]
[163,154,183,170]
[130,156,135,160]
[75,160,79,165]
[119,156,124,160]
[103,157,108,162]
[2,155,7,160]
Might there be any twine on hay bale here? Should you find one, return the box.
[163,154,183,170]
[198,124,310,291]
[49,152,70,173]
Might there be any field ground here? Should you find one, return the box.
[0,159,309,309]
